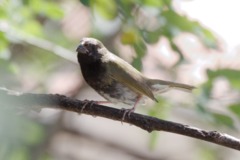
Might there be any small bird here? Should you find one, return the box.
[76,37,195,119]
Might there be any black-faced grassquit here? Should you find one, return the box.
[76,37,195,119]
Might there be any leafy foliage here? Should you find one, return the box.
[0,0,65,81]
[0,0,63,159]
[80,0,218,70]
[196,69,240,128]
[207,69,240,89]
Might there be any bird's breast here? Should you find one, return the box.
[78,55,140,105]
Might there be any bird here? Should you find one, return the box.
[76,37,195,119]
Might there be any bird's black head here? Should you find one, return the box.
[76,38,105,60]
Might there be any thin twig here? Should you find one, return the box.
[0,88,240,151]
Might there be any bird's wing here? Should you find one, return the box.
[105,54,157,102]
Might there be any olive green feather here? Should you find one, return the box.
[105,53,157,102]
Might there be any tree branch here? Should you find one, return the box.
[0,88,240,151]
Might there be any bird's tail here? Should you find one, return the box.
[147,79,195,94]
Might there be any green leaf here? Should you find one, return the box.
[121,27,146,70]
[132,56,142,71]
[93,0,117,20]
[197,80,213,101]
[29,0,64,19]
[169,39,184,65]
[133,40,146,57]
[117,1,134,18]
[142,0,164,7]
[162,9,195,32]
[229,104,240,120]
[21,20,42,36]
[141,29,161,44]
[161,9,218,50]
[132,40,146,70]
[212,113,234,128]
[195,26,218,49]
[207,69,240,90]
[121,29,139,45]
[80,0,91,6]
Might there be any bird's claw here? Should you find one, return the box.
[121,108,135,122]
[81,100,95,113]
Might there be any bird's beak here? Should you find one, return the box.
[76,45,88,54]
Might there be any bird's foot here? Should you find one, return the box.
[121,107,135,121]
[81,100,95,113]
[81,100,110,113]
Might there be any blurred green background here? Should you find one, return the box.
[0,0,240,159]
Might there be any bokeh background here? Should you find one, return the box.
[1,0,240,159]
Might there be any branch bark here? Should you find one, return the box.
[1,88,240,151]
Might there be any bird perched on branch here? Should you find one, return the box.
[76,37,195,119]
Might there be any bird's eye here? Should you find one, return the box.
[84,43,89,47]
